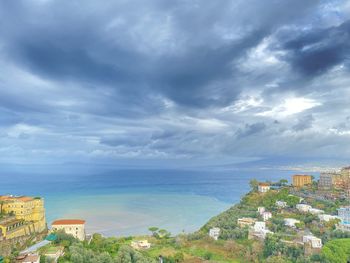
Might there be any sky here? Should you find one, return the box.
[0,0,350,171]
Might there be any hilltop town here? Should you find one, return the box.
[2,167,350,262]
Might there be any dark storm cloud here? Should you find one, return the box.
[0,0,322,110]
[279,20,350,76]
[0,0,349,167]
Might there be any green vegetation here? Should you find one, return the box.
[321,238,350,263]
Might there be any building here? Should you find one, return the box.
[318,172,334,189]
[251,222,273,240]
[303,235,322,248]
[293,175,312,188]
[131,240,151,250]
[51,219,86,241]
[253,221,266,232]
[337,207,350,231]
[209,227,220,240]
[318,214,338,222]
[257,207,265,215]
[258,183,270,193]
[237,217,256,228]
[16,254,40,263]
[262,212,272,221]
[0,195,46,240]
[309,208,324,215]
[284,218,301,228]
[296,204,312,213]
[276,201,287,208]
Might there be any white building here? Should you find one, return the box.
[209,227,220,240]
[303,235,322,248]
[338,207,350,231]
[252,221,273,239]
[258,207,265,215]
[52,219,86,241]
[253,221,266,232]
[309,208,324,215]
[258,183,270,193]
[262,211,272,221]
[276,201,287,208]
[318,214,339,222]
[284,218,301,228]
[296,204,312,212]
[131,240,151,250]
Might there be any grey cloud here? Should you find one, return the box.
[293,114,314,131]
[278,20,350,76]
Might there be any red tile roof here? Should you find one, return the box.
[258,183,270,186]
[52,219,85,225]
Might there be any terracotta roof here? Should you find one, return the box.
[0,196,34,202]
[258,183,270,186]
[52,219,85,225]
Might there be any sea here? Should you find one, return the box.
[0,167,306,236]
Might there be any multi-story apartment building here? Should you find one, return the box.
[292,175,312,188]
[318,167,350,190]
[0,195,47,240]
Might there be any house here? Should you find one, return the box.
[303,235,322,248]
[253,221,266,232]
[209,227,220,240]
[258,183,270,193]
[251,222,273,240]
[16,254,40,263]
[292,175,312,188]
[51,219,86,241]
[337,207,350,231]
[131,240,151,250]
[276,201,287,208]
[257,207,265,215]
[318,214,338,222]
[309,208,324,215]
[262,212,272,221]
[296,204,312,212]
[284,218,301,228]
[237,217,256,228]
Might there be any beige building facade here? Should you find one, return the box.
[52,219,86,241]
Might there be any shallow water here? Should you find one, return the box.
[0,168,299,236]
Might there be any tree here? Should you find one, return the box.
[249,179,259,191]
[148,227,159,237]
[279,179,288,186]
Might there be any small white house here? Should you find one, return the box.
[309,208,324,215]
[258,183,270,193]
[276,201,287,208]
[131,240,151,250]
[284,218,301,228]
[303,235,322,248]
[209,227,220,240]
[262,211,272,221]
[318,214,338,222]
[296,204,312,212]
[258,207,265,215]
[253,221,266,232]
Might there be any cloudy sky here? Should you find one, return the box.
[0,0,350,170]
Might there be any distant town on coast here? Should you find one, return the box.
[2,166,350,262]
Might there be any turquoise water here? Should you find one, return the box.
[0,168,298,236]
